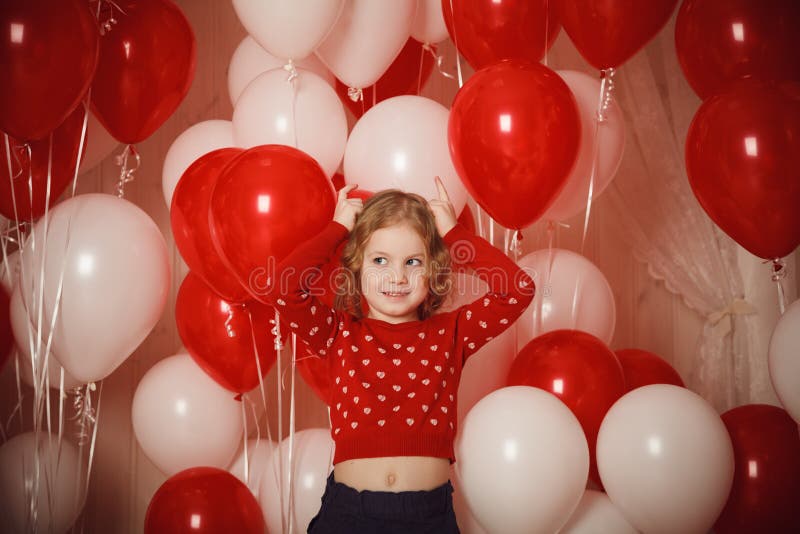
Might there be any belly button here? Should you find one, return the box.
[386,473,396,486]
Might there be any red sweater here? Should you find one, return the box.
[267,220,535,465]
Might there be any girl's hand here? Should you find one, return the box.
[428,176,458,237]
[333,184,363,232]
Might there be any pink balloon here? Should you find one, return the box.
[232,0,345,61]
[19,194,170,383]
[516,248,616,351]
[258,429,335,533]
[232,69,347,178]
[162,119,235,207]
[132,353,244,476]
[228,36,335,107]
[10,285,81,391]
[316,0,416,89]
[344,95,468,214]
[541,70,625,222]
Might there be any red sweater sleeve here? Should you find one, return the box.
[442,222,535,364]
[266,220,349,355]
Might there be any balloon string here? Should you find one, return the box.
[417,44,425,94]
[115,144,140,198]
[580,68,616,255]
[543,0,550,67]
[767,258,788,314]
[253,309,283,534]
[284,61,300,149]
[422,42,456,82]
[241,399,249,487]
[273,311,288,534]
[95,0,125,34]
[447,0,464,88]
[475,203,484,239]
[347,86,363,102]
[287,331,297,534]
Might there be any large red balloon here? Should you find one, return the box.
[0,0,98,141]
[508,329,626,487]
[615,348,685,392]
[676,0,800,99]
[442,0,560,70]
[176,271,279,394]
[209,145,337,303]
[91,0,196,144]
[336,38,436,119]
[685,80,800,259]
[715,404,800,533]
[171,148,249,303]
[558,0,678,69]
[0,104,87,221]
[449,60,580,230]
[145,467,265,534]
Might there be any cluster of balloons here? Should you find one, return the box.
[678,0,800,260]
[0,0,195,221]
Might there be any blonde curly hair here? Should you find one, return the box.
[332,189,453,320]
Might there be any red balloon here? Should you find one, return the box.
[0,0,98,141]
[442,0,560,70]
[0,104,87,221]
[176,271,279,394]
[91,0,196,144]
[335,38,436,119]
[0,286,11,373]
[145,467,265,534]
[715,405,800,533]
[685,81,800,259]
[449,60,580,230]
[508,329,626,488]
[558,0,678,69]
[615,348,685,392]
[209,145,337,303]
[676,0,800,99]
[171,148,249,303]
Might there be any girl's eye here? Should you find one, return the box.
[373,257,387,265]
[407,258,422,266]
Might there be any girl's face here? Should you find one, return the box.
[360,223,429,324]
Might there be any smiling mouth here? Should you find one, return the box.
[382,291,409,297]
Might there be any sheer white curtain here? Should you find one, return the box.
[546,14,792,412]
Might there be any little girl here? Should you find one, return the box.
[266,177,535,533]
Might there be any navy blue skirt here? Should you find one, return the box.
[307,470,460,533]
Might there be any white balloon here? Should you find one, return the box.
[516,248,616,350]
[455,386,589,534]
[597,385,734,534]
[78,110,120,175]
[258,428,334,534]
[19,194,170,383]
[228,36,335,107]
[232,0,345,61]
[559,490,639,534]
[344,95,467,214]
[228,438,277,498]
[132,353,244,476]
[768,298,800,424]
[1,249,18,294]
[0,432,87,534]
[162,120,235,207]
[233,68,347,178]
[10,284,81,391]
[542,71,625,222]
[316,0,416,89]
[411,0,449,44]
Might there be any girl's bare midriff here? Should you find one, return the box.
[333,456,451,492]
